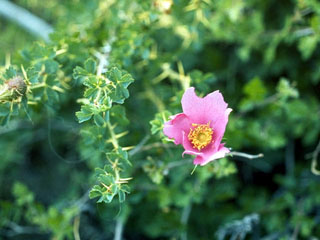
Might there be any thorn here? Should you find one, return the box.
[122,146,134,151]
[115,131,129,139]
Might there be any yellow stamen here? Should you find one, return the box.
[188,123,213,150]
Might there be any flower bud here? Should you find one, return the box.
[0,76,27,101]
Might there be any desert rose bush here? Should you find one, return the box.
[0,0,320,239]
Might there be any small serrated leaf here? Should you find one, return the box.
[150,110,172,135]
[94,114,105,127]
[4,66,17,79]
[89,188,102,199]
[84,58,96,74]
[76,105,93,123]
[44,59,59,74]
[73,66,88,79]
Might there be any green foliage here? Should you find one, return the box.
[1,182,79,239]
[74,61,133,124]
[210,158,237,179]
[89,164,130,203]
[150,110,172,135]
[276,78,299,100]
[216,214,259,240]
[0,0,320,239]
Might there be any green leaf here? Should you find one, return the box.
[110,105,129,126]
[84,87,98,98]
[83,76,98,88]
[89,185,102,199]
[276,78,299,99]
[76,105,94,123]
[4,66,17,79]
[46,88,59,103]
[150,110,172,135]
[107,67,134,104]
[27,67,40,84]
[73,66,88,79]
[0,114,11,126]
[98,173,115,186]
[106,148,130,166]
[84,58,96,74]
[189,70,216,92]
[298,36,318,60]
[243,77,267,101]
[12,182,34,206]
[0,103,11,117]
[93,113,105,127]
[44,59,59,74]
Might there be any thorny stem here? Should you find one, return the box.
[114,167,120,181]
[94,45,128,240]
[107,121,119,149]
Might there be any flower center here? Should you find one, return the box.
[188,123,213,150]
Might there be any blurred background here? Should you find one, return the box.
[0,0,320,239]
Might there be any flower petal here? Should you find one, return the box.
[193,144,230,166]
[181,87,228,124]
[211,108,232,152]
[163,113,191,145]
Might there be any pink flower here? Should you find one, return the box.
[163,87,232,166]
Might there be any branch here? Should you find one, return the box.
[227,151,264,159]
[163,159,193,174]
[290,199,304,240]
[135,142,175,153]
[73,189,90,211]
[94,42,111,76]
[293,28,314,38]
[73,216,81,240]
[238,94,279,115]
[114,219,124,240]
[129,135,150,156]
[180,204,192,240]
[0,0,53,41]
[3,222,41,237]
[311,139,320,175]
